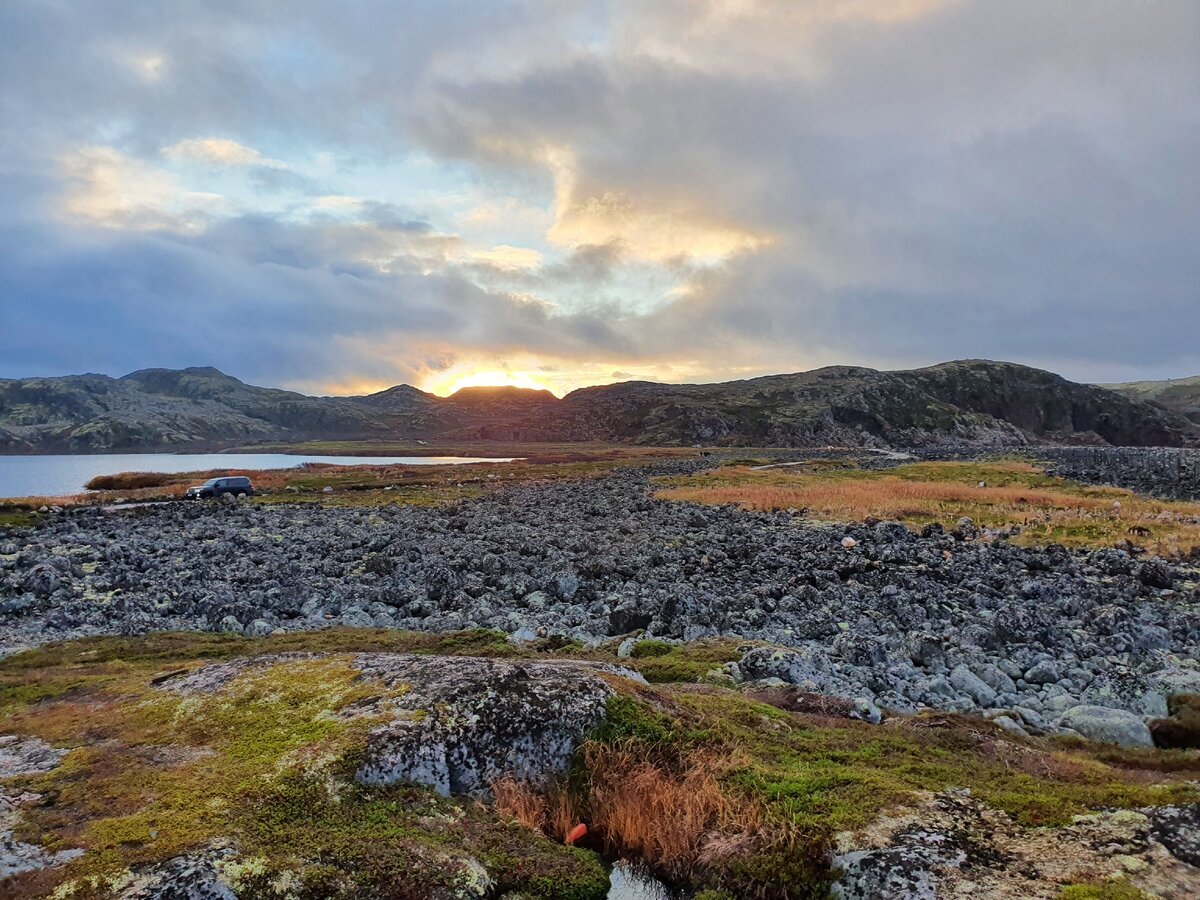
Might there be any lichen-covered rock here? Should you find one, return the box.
[832,791,1200,898]
[738,645,837,691]
[1148,806,1200,869]
[1,736,82,880]
[1058,705,1155,748]
[115,849,239,899]
[350,654,641,796]
[948,665,998,707]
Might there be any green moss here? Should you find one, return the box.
[594,695,682,746]
[0,507,40,528]
[627,639,748,684]
[1058,881,1151,899]
[235,771,607,900]
[630,639,674,659]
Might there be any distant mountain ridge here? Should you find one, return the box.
[1104,375,1200,425]
[1,360,1196,452]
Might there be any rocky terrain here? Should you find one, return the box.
[3,359,1197,452]
[1033,447,1200,501]
[3,458,1199,743]
[3,455,1200,897]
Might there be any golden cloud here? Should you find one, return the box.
[162,137,288,169]
[469,245,545,270]
[58,146,223,231]
[543,147,769,263]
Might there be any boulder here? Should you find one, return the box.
[948,664,998,707]
[832,632,887,667]
[115,850,238,899]
[1023,660,1060,685]
[1058,705,1154,748]
[352,654,641,796]
[739,646,838,693]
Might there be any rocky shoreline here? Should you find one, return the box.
[3,457,1198,746]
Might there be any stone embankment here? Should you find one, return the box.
[1033,446,1200,500]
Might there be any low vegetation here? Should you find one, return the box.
[0,446,702,517]
[5,630,1193,898]
[499,684,1200,896]
[0,507,40,528]
[656,460,1200,555]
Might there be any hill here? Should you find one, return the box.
[1104,375,1200,424]
[1,360,1196,452]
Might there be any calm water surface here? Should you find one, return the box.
[0,453,515,499]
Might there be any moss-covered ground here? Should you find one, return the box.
[655,459,1200,556]
[3,630,1198,898]
[0,506,41,528]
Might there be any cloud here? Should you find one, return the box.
[58,146,225,232]
[163,138,288,169]
[470,244,544,270]
[2,0,1199,390]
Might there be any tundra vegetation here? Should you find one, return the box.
[3,449,1200,897]
[2,631,1198,899]
[655,460,1200,557]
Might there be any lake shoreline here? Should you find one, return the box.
[0,452,518,500]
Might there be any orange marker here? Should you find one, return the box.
[565,822,588,845]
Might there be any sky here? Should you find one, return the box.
[0,0,1197,397]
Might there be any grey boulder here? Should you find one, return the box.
[353,654,641,796]
[1057,705,1154,748]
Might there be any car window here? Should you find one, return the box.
[204,478,219,487]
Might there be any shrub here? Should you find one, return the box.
[1149,694,1200,749]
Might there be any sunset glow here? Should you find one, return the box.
[422,367,560,398]
[3,2,1198,388]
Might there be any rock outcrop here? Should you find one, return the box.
[350,654,638,796]
[832,791,1200,898]
[157,653,639,798]
[0,736,81,880]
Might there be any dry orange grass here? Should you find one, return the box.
[7,484,191,507]
[669,476,1106,520]
[493,741,783,883]
[491,775,578,840]
[656,463,1200,555]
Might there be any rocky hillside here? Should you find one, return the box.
[0,368,387,453]
[2,360,1196,452]
[1106,375,1200,424]
[474,360,1200,448]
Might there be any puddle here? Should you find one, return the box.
[606,860,684,899]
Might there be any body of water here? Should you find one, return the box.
[0,453,515,500]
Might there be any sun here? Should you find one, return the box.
[423,367,558,397]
